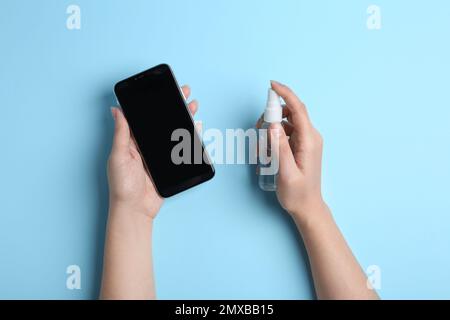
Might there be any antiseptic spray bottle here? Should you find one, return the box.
[258,88,282,191]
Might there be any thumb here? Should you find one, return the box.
[269,123,297,176]
[111,107,130,150]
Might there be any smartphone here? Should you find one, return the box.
[114,64,215,197]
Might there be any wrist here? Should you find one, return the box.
[106,210,153,243]
[108,200,154,232]
[289,198,331,230]
[109,198,157,220]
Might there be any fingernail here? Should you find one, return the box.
[270,80,281,87]
[110,107,116,120]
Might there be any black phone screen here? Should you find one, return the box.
[114,64,214,197]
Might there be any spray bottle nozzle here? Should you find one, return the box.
[267,89,280,104]
[264,89,282,123]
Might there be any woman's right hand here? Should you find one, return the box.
[257,82,379,300]
[257,81,326,224]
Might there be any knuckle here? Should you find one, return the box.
[305,137,315,150]
[315,130,323,146]
[283,84,294,95]
[299,101,307,111]
[305,128,323,150]
[282,85,297,101]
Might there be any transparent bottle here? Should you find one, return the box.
[258,89,282,191]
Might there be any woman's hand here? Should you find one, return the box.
[107,85,198,219]
[257,81,378,299]
[101,85,199,299]
[257,81,325,224]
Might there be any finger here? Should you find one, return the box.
[128,130,139,153]
[271,81,311,129]
[195,120,202,133]
[181,85,191,100]
[111,107,130,150]
[281,120,294,136]
[129,137,143,160]
[282,104,290,118]
[188,99,198,115]
[269,123,298,174]
[255,113,264,128]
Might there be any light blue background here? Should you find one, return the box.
[0,0,449,299]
